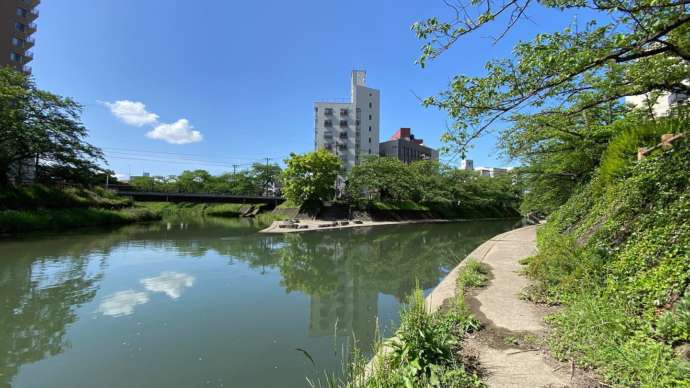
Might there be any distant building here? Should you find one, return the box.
[0,0,38,74]
[459,159,474,170]
[379,128,438,163]
[2,1,39,184]
[475,167,508,177]
[460,159,511,177]
[625,82,689,117]
[314,70,380,172]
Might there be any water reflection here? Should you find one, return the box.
[0,217,517,387]
[0,244,106,387]
[98,290,150,317]
[141,271,195,299]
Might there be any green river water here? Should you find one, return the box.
[0,217,517,388]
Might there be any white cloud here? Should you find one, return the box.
[102,100,159,127]
[146,119,203,145]
[98,290,149,317]
[140,271,195,299]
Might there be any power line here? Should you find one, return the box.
[101,146,287,161]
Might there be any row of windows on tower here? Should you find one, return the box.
[323,120,374,129]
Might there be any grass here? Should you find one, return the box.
[0,184,131,210]
[523,137,690,386]
[310,287,483,388]
[457,259,490,289]
[0,206,161,234]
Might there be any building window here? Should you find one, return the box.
[368,149,371,154]
[369,126,371,131]
[368,114,372,120]
[324,108,333,115]
[324,120,332,127]
[368,137,371,143]
[11,37,23,47]
[369,102,372,108]
[16,8,28,17]
[339,120,348,127]
[340,108,349,116]
[9,52,21,62]
[15,22,26,32]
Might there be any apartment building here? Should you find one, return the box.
[379,127,438,163]
[0,0,39,74]
[314,71,380,172]
[460,159,510,177]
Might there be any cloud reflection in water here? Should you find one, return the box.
[141,271,195,299]
[98,290,150,317]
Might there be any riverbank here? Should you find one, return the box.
[425,225,595,386]
[0,185,282,235]
[0,206,162,235]
[356,224,587,387]
[259,217,518,234]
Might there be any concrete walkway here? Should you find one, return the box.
[426,225,589,387]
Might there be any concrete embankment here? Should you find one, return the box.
[424,225,594,387]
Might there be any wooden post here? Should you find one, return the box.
[660,133,675,151]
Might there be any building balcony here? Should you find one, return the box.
[338,132,348,139]
[339,120,348,127]
[324,108,333,115]
[340,108,349,116]
[22,64,32,74]
[27,22,37,33]
[24,51,34,61]
[23,36,35,48]
[324,120,332,127]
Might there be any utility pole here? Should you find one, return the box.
[264,157,272,196]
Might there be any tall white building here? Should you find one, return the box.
[314,70,380,172]
[625,81,688,117]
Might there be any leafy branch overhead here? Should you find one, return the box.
[413,0,690,153]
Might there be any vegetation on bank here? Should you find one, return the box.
[279,152,522,219]
[314,259,489,387]
[0,184,131,210]
[523,137,690,386]
[0,206,161,235]
[0,185,283,234]
[0,185,156,234]
[127,164,282,196]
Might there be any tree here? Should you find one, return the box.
[413,0,689,154]
[347,156,416,202]
[0,68,105,185]
[281,150,340,205]
[249,162,282,195]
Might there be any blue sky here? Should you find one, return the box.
[32,0,575,178]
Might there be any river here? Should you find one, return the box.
[0,216,517,388]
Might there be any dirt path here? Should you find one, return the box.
[426,225,593,387]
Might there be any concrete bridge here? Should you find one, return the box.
[114,191,285,205]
